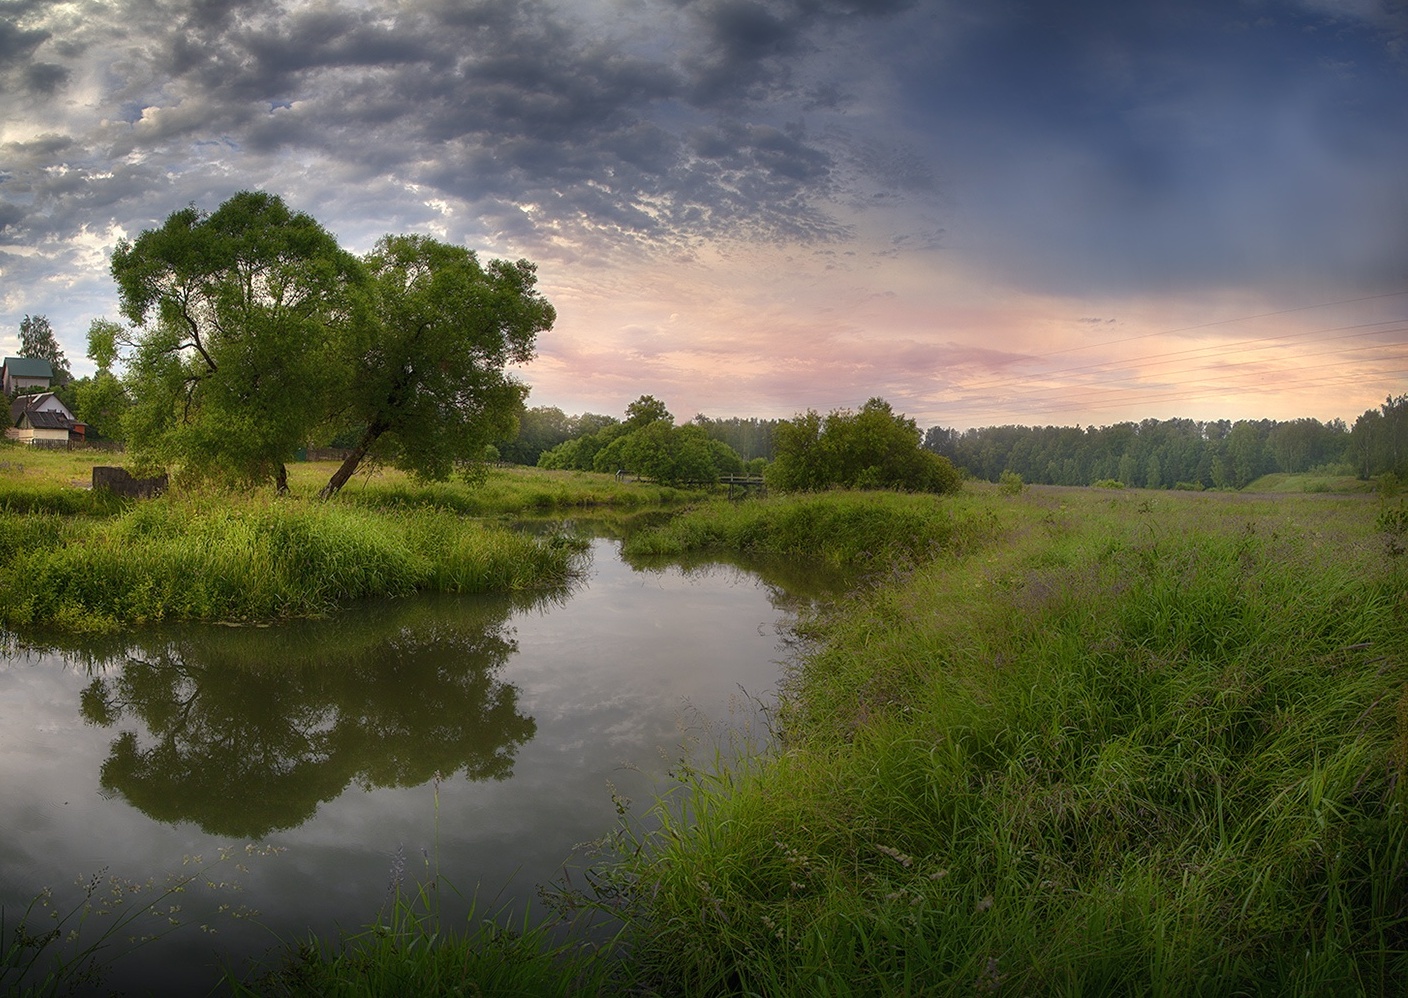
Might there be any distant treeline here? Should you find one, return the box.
[498,405,780,467]
[499,394,1407,489]
[923,394,1407,488]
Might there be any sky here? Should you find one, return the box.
[1,0,1405,432]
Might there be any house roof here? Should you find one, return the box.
[2,357,54,379]
[10,391,74,427]
[19,408,73,431]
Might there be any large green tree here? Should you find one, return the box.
[592,420,743,485]
[72,318,130,441]
[111,191,364,492]
[18,313,70,383]
[318,234,554,498]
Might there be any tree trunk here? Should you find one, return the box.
[275,462,290,496]
[319,423,386,499]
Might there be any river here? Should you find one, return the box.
[0,533,830,995]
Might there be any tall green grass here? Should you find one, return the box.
[239,888,617,998]
[0,482,127,516]
[0,496,585,632]
[296,463,701,516]
[621,490,1002,569]
[596,490,1408,996]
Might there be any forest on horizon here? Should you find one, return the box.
[503,394,1408,490]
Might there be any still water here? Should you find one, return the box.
[0,535,828,995]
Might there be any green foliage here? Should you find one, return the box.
[1378,499,1408,539]
[112,191,364,489]
[997,469,1024,494]
[85,317,123,374]
[768,398,961,494]
[601,490,1408,995]
[1350,396,1408,480]
[0,481,124,517]
[536,395,743,485]
[320,234,554,497]
[592,421,742,485]
[18,313,69,382]
[497,405,575,465]
[0,497,583,632]
[624,393,672,428]
[623,491,999,569]
[691,414,781,460]
[933,415,1354,490]
[73,371,130,442]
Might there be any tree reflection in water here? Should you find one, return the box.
[72,591,554,837]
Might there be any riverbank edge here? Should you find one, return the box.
[583,486,1408,996]
[0,464,713,634]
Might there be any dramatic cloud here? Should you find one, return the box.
[0,0,1403,427]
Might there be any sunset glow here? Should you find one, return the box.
[1,0,1404,430]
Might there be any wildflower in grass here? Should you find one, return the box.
[387,844,406,898]
[977,956,1004,992]
[875,844,914,867]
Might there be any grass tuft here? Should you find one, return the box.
[0,495,585,632]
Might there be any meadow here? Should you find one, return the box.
[592,483,1408,996]
[4,442,1406,995]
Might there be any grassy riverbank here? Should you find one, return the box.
[596,486,1408,995]
[7,453,1406,993]
[0,497,587,632]
[0,450,706,632]
[620,489,1001,568]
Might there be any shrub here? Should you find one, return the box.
[766,399,962,494]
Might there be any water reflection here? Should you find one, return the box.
[0,535,849,996]
[56,592,558,837]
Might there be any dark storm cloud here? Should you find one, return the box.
[0,199,23,233]
[0,11,56,94]
[897,0,1408,296]
[673,0,918,104]
[0,0,880,255]
[1,0,1403,350]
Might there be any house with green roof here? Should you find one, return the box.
[2,357,54,396]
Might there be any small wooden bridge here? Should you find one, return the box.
[660,474,767,496]
[717,475,766,497]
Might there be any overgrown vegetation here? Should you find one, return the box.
[621,490,998,570]
[7,455,1406,993]
[0,454,695,633]
[768,398,961,494]
[591,487,1408,995]
[0,496,586,632]
[536,395,751,485]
